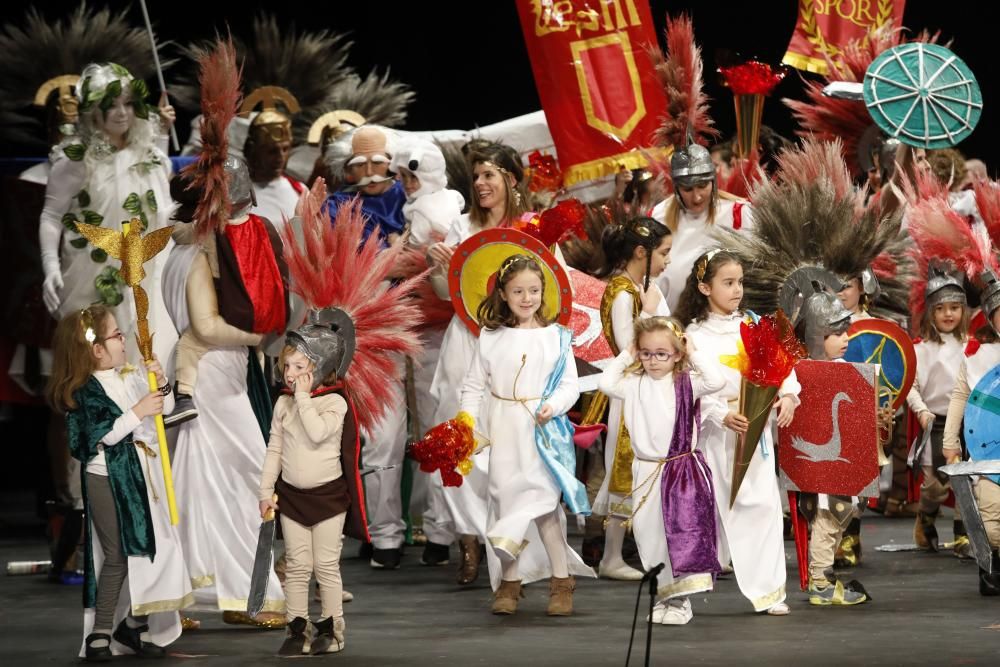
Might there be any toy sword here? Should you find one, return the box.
[248,494,278,618]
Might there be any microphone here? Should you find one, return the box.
[641,562,665,582]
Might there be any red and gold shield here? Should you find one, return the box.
[778,360,881,497]
[448,228,572,337]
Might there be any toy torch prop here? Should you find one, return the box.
[718,60,787,159]
[720,310,805,507]
[76,218,178,524]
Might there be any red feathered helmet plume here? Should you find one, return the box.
[280,179,426,433]
[182,37,242,240]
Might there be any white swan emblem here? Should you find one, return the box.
[791,392,852,463]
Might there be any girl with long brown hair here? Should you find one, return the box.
[459,253,593,616]
[48,306,191,661]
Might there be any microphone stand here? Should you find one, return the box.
[625,562,664,667]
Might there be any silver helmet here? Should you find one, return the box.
[980,269,1000,331]
[224,154,256,218]
[780,266,852,359]
[925,264,966,309]
[670,128,716,196]
[858,267,881,302]
[283,308,356,391]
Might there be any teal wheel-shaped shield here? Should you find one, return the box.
[864,43,982,149]
[964,363,1000,484]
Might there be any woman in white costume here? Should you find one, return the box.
[425,142,530,584]
[39,62,178,367]
[678,249,799,616]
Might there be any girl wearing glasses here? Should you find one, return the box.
[599,317,724,625]
[47,306,191,661]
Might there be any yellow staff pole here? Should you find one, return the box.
[124,221,179,525]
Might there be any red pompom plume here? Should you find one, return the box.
[518,199,588,248]
[408,413,476,487]
[722,310,805,387]
[527,151,563,193]
[718,60,787,96]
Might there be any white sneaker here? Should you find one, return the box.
[648,598,692,625]
[598,560,644,581]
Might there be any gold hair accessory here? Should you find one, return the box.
[480,160,511,177]
[695,248,725,282]
[498,254,533,281]
[665,319,685,340]
[80,308,97,343]
[625,217,651,237]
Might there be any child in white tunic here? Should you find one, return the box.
[599,317,724,625]
[459,254,595,616]
[592,216,672,581]
[426,143,530,584]
[906,272,971,554]
[678,250,799,615]
[50,306,192,661]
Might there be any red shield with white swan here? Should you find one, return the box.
[778,360,881,497]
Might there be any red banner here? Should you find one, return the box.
[516,1,668,186]
[782,0,906,75]
[778,360,881,497]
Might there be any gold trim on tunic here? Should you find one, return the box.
[131,591,195,616]
[659,573,714,600]
[608,499,633,519]
[218,597,285,613]
[189,574,215,589]
[600,275,642,494]
[488,536,530,558]
[751,584,786,612]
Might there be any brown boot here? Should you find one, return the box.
[491,580,523,615]
[547,576,576,616]
[457,535,482,586]
[915,511,939,551]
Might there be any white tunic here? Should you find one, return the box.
[79,368,192,656]
[403,188,465,246]
[428,214,490,537]
[592,276,669,517]
[161,245,285,613]
[459,325,594,589]
[685,312,800,611]
[40,141,177,367]
[906,336,965,418]
[250,175,303,234]
[599,349,724,599]
[651,196,752,312]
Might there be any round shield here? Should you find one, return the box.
[864,43,982,149]
[448,227,572,336]
[964,363,1000,465]
[844,319,916,410]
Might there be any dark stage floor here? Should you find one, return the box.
[2,510,999,666]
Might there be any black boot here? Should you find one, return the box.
[310,617,345,654]
[163,387,197,427]
[84,633,113,662]
[278,617,308,656]
[113,618,165,658]
[980,551,1000,597]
